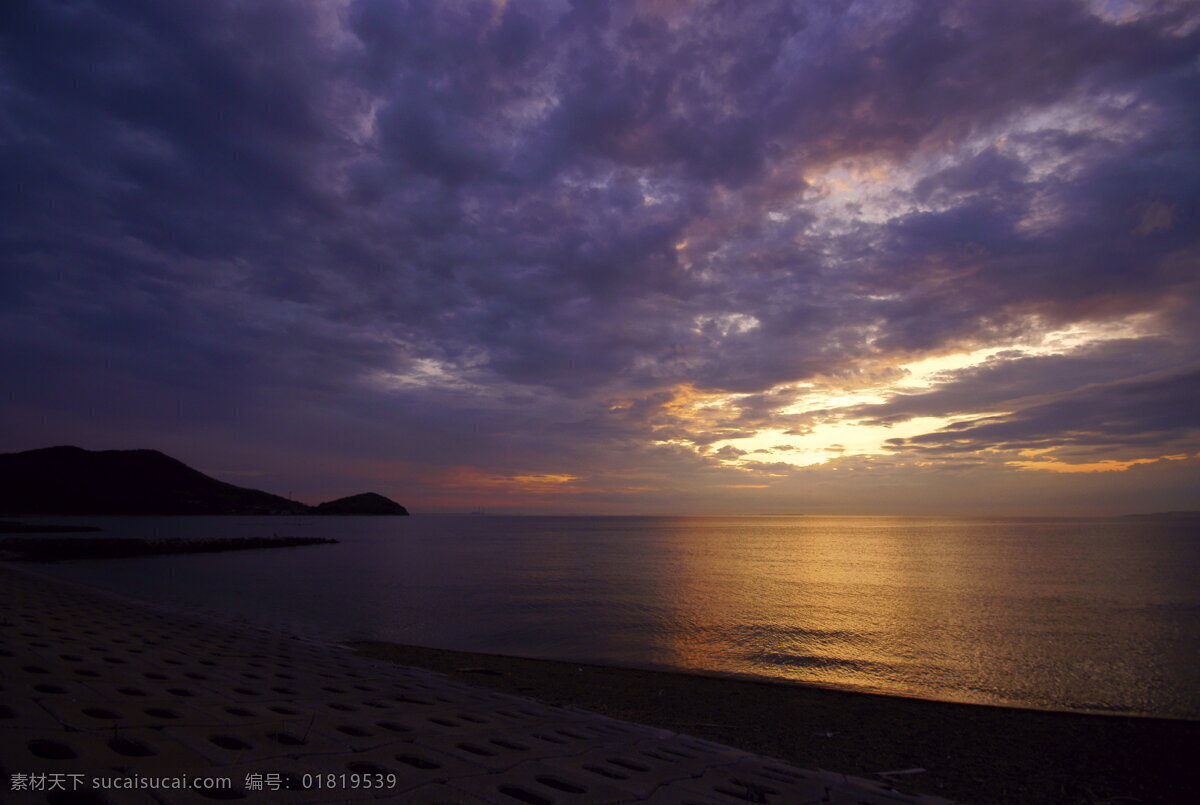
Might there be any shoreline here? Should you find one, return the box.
[2,563,957,804]
[349,641,1200,805]
[4,561,1197,803]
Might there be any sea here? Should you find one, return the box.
[14,514,1200,720]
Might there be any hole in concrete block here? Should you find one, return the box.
[167,688,195,697]
[498,785,552,805]
[268,706,300,715]
[233,687,259,696]
[22,665,49,674]
[490,738,529,751]
[102,657,126,665]
[395,694,430,705]
[329,703,357,712]
[209,735,252,750]
[0,705,15,719]
[28,739,79,759]
[457,743,496,756]
[225,707,255,717]
[609,758,650,772]
[336,725,372,737]
[267,732,305,746]
[460,714,488,724]
[117,687,148,697]
[185,672,209,680]
[145,708,180,719]
[61,654,83,661]
[429,717,459,727]
[345,762,391,775]
[537,776,586,794]
[35,684,68,694]
[532,733,567,745]
[73,669,100,677]
[108,737,156,757]
[584,764,627,780]
[144,672,169,680]
[376,721,412,733]
[660,747,698,759]
[270,686,295,695]
[322,686,347,693]
[395,753,440,770]
[83,708,122,720]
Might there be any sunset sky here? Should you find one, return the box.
[2,0,1198,514]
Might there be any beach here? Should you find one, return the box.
[351,643,1200,805]
[2,562,1195,804]
[1,563,954,804]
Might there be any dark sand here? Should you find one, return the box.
[350,641,1200,805]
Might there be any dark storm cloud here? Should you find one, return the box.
[2,0,1198,503]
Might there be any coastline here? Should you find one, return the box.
[347,644,1200,805]
[1,563,954,804]
[3,561,1196,804]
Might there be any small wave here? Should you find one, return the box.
[747,651,892,673]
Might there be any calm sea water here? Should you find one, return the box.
[17,515,1200,719]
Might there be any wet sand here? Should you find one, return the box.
[351,643,1200,805]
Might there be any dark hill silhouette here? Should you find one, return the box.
[315,493,409,515]
[0,446,408,516]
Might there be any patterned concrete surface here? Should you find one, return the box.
[0,565,957,804]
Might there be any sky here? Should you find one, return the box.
[1,0,1198,515]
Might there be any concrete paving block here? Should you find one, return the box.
[161,724,294,766]
[635,785,740,805]
[389,781,495,804]
[447,757,638,805]
[554,709,677,742]
[396,728,554,774]
[340,743,492,793]
[217,759,385,804]
[0,694,71,732]
[0,727,135,776]
[55,699,226,732]
[671,762,833,805]
[538,743,714,800]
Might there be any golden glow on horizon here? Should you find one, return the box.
[1007,453,1190,473]
[656,313,1165,474]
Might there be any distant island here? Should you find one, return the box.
[314,492,409,515]
[0,446,408,516]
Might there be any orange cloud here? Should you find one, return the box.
[1007,453,1189,474]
